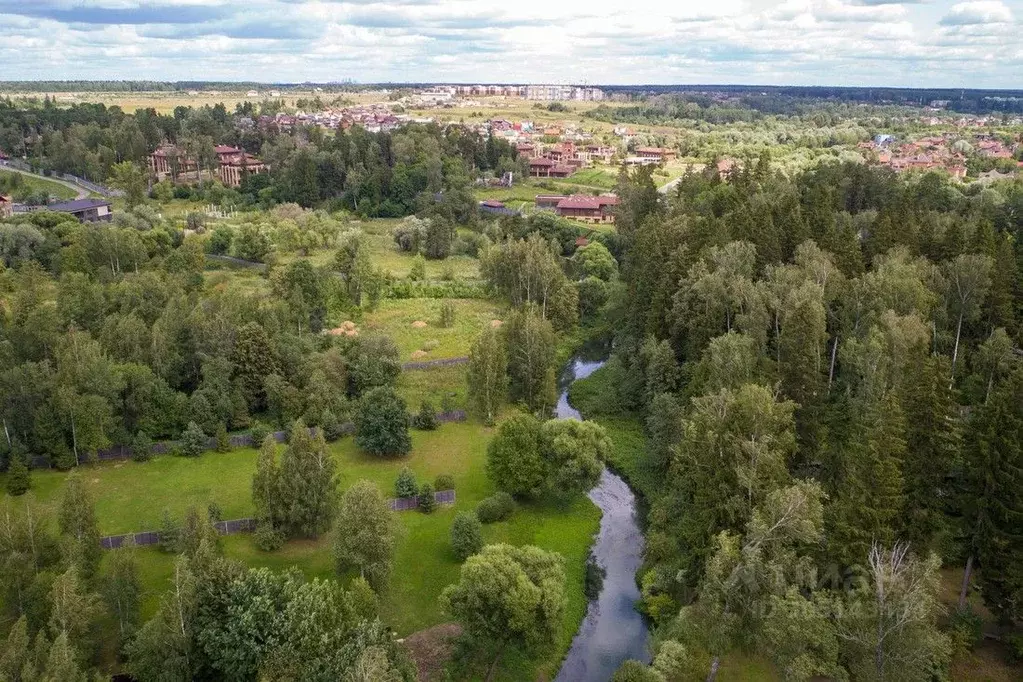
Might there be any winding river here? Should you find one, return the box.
[554,353,651,682]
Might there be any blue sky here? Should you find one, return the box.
[0,0,1020,87]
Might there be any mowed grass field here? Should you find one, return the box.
[4,418,602,680]
[0,169,79,201]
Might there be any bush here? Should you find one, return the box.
[1009,633,1023,663]
[254,524,285,552]
[949,606,984,653]
[207,501,223,523]
[355,387,412,457]
[413,400,438,431]
[409,254,426,281]
[612,660,662,682]
[130,430,152,462]
[439,301,456,328]
[434,474,455,491]
[475,491,515,523]
[418,482,437,513]
[450,512,483,561]
[208,226,234,254]
[395,466,419,499]
[249,421,273,448]
[179,422,208,458]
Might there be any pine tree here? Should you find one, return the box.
[827,394,906,566]
[963,368,1023,622]
[5,452,31,496]
[899,356,961,552]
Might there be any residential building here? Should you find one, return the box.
[537,194,618,223]
[529,158,573,178]
[148,144,197,180]
[635,147,676,163]
[218,154,269,188]
[0,195,12,219]
[48,199,113,223]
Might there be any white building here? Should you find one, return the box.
[525,85,605,101]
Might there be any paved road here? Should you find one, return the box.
[0,163,89,200]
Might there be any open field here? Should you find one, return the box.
[361,298,503,361]
[0,90,386,115]
[4,418,601,680]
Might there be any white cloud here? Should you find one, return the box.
[940,0,1013,25]
[0,0,1019,87]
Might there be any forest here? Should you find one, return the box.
[0,97,521,217]
[0,89,1022,680]
[573,160,1023,680]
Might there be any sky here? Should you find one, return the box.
[0,0,1020,88]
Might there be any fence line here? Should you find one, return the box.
[99,491,456,549]
[2,159,122,197]
[401,357,469,371]
[29,412,467,470]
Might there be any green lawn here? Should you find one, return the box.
[361,298,504,361]
[0,169,78,201]
[565,167,618,189]
[6,418,601,680]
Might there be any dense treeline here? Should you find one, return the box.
[0,99,520,217]
[602,84,1023,115]
[597,162,1023,678]
[0,205,416,471]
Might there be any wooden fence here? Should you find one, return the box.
[99,490,456,549]
[30,412,467,469]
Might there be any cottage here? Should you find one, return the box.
[528,158,573,178]
[0,195,12,219]
[553,194,617,224]
[48,199,113,223]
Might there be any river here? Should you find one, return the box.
[554,353,651,682]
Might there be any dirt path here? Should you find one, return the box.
[0,163,89,199]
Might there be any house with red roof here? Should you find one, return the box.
[539,194,618,224]
[529,158,572,178]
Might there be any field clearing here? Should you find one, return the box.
[361,297,503,361]
[2,90,386,115]
[9,418,601,680]
[0,169,79,201]
[397,364,468,412]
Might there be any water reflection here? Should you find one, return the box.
[554,355,650,682]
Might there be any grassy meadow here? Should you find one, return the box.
[5,417,601,680]
[0,169,79,201]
